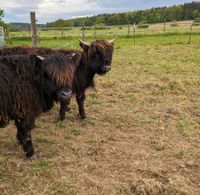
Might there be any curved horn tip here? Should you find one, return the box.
[79,39,90,46]
[108,38,116,44]
[36,55,45,60]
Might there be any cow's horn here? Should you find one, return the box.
[108,38,116,44]
[79,39,90,47]
[37,55,45,60]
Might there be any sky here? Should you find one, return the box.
[0,0,198,23]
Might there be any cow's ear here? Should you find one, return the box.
[79,39,90,51]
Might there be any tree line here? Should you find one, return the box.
[46,2,200,27]
[0,9,9,29]
[1,2,200,30]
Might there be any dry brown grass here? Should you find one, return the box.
[0,36,200,194]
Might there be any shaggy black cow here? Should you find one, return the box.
[0,39,115,120]
[0,53,76,157]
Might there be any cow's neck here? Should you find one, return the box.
[36,78,54,112]
[80,51,95,88]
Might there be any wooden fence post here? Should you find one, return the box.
[82,21,85,40]
[163,18,166,33]
[133,23,136,45]
[188,24,193,44]
[61,27,64,37]
[29,25,31,37]
[0,27,5,47]
[94,23,96,39]
[128,24,130,37]
[93,15,97,39]
[5,28,11,45]
[30,12,37,47]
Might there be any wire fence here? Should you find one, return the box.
[3,20,200,47]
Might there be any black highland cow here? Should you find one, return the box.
[0,53,76,157]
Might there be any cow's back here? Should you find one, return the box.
[0,56,42,121]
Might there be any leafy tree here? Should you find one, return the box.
[46,2,200,27]
[192,10,200,19]
[0,9,8,29]
[46,19,73,27]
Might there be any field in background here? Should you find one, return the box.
[0,34,200,194]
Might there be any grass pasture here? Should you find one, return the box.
[0,34,200,194]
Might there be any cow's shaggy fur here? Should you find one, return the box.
[0,53,76,157]
[0,39,114,120]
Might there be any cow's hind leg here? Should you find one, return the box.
[15,118,35,157]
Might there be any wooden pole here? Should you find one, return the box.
[82,21,85,40]
[61,27,64,37]
[163,18,166,33]
[128,24,130,37]
[94,15,96,39]
[29,25,31,37]
[133,23,136,45]
[30,12,37,47]
[188,25,193,44]
[6,28,11,45]
[94,23,96,39]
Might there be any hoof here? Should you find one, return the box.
[80,115,86,120]
[17,140,23,145]
[60,116,66,121]
[26,148,35,158]
[28,152,40,159]
[65,107,71,112]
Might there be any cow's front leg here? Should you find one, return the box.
[15,118,35,157]
[59,98,71,121]
[76,91,86,119]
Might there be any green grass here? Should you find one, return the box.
[1,33,200,194]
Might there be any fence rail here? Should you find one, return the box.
[3,21,200,47]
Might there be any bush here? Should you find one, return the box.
[96,26,108,30]
[170,21,179,27]
[192,18,200,26]
[137,24,149,29]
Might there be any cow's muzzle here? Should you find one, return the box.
[102,65,111,73]
[58,88,72,101]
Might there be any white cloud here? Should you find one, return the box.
[36,0,98,22]
[0,0,99,23]
[0,0,196,23]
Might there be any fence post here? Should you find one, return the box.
[133,23,136,45]
[29,25,31,37]
[82,21,85,40]
[93,15,96,39]
[5,28,11,45]
[30,12,37,47]
[163,18,166,33]
[94,23,96,39]
[61,27,64,37]
[0,27,5,47]
[188,24,193,44]
[128,24,130,37]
